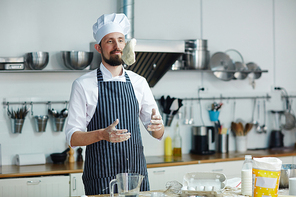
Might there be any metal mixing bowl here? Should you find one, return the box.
[25,52,49,70]
[280,164,296,188]
[61,51,93,70]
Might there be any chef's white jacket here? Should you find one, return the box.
[65,63,160,147]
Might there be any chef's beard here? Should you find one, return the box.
[101,49,123,66]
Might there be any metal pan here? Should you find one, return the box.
[234,61,248,80]
[246,62,261,79]
[209,52,235,81]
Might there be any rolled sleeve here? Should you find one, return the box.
[65,80,88,147]
[139,79,162,131]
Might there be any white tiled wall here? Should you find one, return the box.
[1,0,296,165]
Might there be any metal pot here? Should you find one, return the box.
[185,39,208,50]
[183,49,209,70]
[183,39,209,70]
[280,164,296,188]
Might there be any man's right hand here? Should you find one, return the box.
[103,119,130,143]
[70,119,130,147]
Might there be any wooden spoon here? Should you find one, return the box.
[238,122,244,136]
[244,123,253,135]
[231,122,238,136]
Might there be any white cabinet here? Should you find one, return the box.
[210,160,244,179]
[147,163,216,190]
[278,156,293,164]
[147,161,243,190]
[70,173,85,197]
[148,156,295,190]
[0,175,69,197]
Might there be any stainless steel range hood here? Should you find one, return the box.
[89,1,184,87]
[89,40,184,87]
[128,39,184,87]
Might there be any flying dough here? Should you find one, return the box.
[122,38,137,66]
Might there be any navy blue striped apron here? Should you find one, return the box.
[82,69,150,195]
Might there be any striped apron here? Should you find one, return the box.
[82,69,150,195]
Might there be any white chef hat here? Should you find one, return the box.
[93,13,130,44]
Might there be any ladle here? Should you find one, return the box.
[256,101,262,133]
[252,99,258,128]
[183,102,189,125]
[260,100,267,133]
[188,101,194,125]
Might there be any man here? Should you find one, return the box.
[65,13,164,195]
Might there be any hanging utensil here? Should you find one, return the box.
[7,104,12,118]
[260,100,267,133]
[256,100,263,133]
[169,99,179,115]
[230,101,237,136]
[188,101,194,125]
[252,99,258,127]
[183,101,189,125]
[247,62,261,89]
[165,98,179,126]
[61,108,68,118]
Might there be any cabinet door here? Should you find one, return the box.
[70,173,85,196]
[279,156,293,164]
[210,160,244,179]
[0,175,69,197]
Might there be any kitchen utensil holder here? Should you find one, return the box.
[208,110,220,122]
[53,117,66,132]
[216,134,229,153]
[236,136,247,152]
[34,116,48,132]
[164,114,174,127]
[11,118,25,134]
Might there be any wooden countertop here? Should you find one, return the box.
[147,147,296,167]
[1,148,296,178]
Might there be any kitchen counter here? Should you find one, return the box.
[74,190,294,197]
[1,148,296,178]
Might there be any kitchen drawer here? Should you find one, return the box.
[0,175,69,197]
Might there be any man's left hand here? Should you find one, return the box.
[148,108,163,132]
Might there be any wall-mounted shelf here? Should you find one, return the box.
[170,69,268,74]
[158,94,271,102]
[2,100,68,106]
[0,69,91,73]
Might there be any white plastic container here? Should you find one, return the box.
[241,155,252,196]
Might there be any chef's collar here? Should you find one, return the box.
[100,63,126,82]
